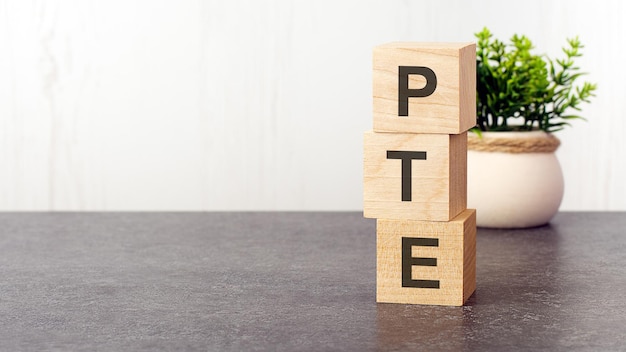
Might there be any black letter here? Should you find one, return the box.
[386,151,427,201]
[398,66,437,116]
[402,237,440,289]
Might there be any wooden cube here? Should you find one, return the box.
[363,131,467,221]
[376,209,476,306]
[373,42,476,134]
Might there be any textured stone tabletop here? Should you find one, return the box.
[1,212,625,351]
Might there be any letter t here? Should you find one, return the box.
[386,151,427,201]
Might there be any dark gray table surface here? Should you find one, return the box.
[1,212,625,351]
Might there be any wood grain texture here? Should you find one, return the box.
[363,131,467,221]
[373,42,476,134]
[0,1,624,211]
[376,209,476,306]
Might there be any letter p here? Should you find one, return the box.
[398,66,437,116]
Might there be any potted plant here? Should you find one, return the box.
[468,28,597,228]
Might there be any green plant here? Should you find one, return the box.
[475,27,597,133]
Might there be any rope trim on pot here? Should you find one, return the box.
[468,133,561,153]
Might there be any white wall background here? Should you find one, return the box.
[0,0,624,211]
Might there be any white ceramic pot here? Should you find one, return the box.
[467,131,564,228]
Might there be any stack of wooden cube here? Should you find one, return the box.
[364,42,477,306]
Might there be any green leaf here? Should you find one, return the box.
[475,27,597,133]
